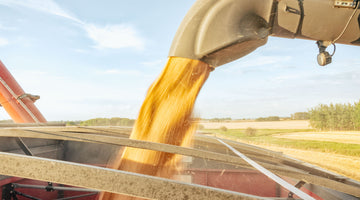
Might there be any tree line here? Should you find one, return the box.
[207,117,232,122]
[291,112,309,120]
[309,101,360,131]
[65,117,135,126]
[255,116,280,121]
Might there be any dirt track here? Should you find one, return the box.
[200,120,310,129]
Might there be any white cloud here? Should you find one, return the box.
[0,0,81,23]
[84,23,145,50]
[0,0,145,50]
[0,37,8,46]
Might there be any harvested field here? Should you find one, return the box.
[200,120,310,129]
[210,127,360,182]
[274,132,360,145]
[259,145,360,181]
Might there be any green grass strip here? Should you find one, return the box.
[202,129,360,157]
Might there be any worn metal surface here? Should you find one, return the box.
[15,137,34,156]
[0,152,270,200]
[170,0,360,68]
[0,126,359,197]
[195,134,356,184]
[169,0,272,67]
[0,128,310,174]
[217,139,315,200]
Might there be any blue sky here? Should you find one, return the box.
[0,0,359,121]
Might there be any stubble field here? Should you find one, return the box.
[200,120,360,181]
[200,120,310,129]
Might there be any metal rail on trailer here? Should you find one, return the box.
[0,126,359,199]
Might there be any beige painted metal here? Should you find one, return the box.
[0,127,359,197]
[169,0,272,67]
[169,0,360,67]
[0,152,269,200]
[0,128,298,174]
[1,127,337,180]
[277,0,301,35]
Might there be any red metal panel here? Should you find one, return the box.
[191,169,278,197]
[0,60,46,123]
[207,171,278,197]
[189,169,324,199]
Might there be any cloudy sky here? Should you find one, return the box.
[0,0,359,121]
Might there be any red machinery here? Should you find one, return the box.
[0,60,46,123]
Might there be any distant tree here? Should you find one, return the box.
[347,103,356,130]
[291,112,309,120]
[66,121,77,126]
[281,117,291,120]
[309,100,360,131]
[255,116,280,121]
[354,101,360,129]
[219,126,228,131]
[309,104,332,130]
[245,127,257,136]
[268,116,280,121]
[197,124,205,130]
[80,117,135,126]
[208,117,232,122]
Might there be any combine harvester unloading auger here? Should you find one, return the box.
[0,0,360,200]
[169,0,360,67]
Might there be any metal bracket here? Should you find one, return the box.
[285,6,301,15]
[9,183,98,200]
[17,93,40,103]
[12,183,98,193]
[2,183,16,200]
[15,137,33,156]
[45,182,54,192]
[2,183,40,200]
[288,180,306,199]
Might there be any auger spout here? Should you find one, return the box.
[170,0,360,67]
[169,0,273,67]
